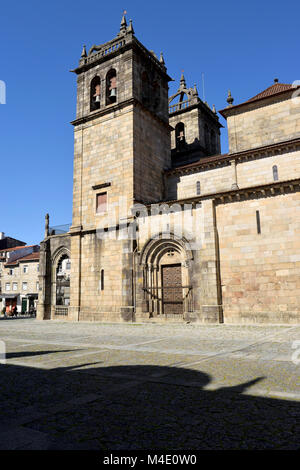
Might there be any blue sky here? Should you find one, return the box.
[1,0,299,244]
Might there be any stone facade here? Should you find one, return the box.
[37,17,300,324]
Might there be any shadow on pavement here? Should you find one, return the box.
[5,350,80,359]
[0,361,299,450]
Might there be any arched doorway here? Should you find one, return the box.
[56,255,71,307]
[140,236,194,319]
[51,248,71,317]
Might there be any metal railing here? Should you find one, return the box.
[55,306,68,316]
[49,224,71,235]
[142,286,193,313]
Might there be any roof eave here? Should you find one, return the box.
[219,86,300,119]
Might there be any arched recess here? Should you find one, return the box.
[175,122,186,150]
[51,247,71,310]
[140,234,194,318]
[90,75,101,111]
[106,68,117,105]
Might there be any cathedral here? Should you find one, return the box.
[37,16,300,324]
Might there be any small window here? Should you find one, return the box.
[196,181,201,195]
[66,261,71,270]
[22,282,28,291]
[5,283,10,291]
[23,265,28,274]
[96,192,107,214]
[272,165,278,181]
[256,210,261,234]
[9,268,13,275]
[37,265,39,272]
[100,269,104,291]
[13,282,18,291]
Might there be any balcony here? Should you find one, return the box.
[169,99,190,114]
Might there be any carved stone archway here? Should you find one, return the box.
[139,234,194,319]
[51,247,71,318]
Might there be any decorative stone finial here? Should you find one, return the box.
[159,52,165,65]
[120,11,127,33]
[45,213,49,239]
[227,89,234,106]
[274,78,279,83]
[179,72,186,90]
[128,19,134,34]
[212,104,216,113]
[81,45,87,58]
[193,83,198,96]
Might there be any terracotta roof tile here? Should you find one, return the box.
[17,252,40,262]
[246,83,294,103]
[0,244,37,253]
[4,251,40,266]
[219,82,300,117]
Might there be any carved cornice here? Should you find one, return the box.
[151,178,300,208]
[71,97,171,129]
[166,137,300,176]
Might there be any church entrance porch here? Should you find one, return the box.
[139,236,194,321]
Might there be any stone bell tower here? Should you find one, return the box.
[68,15,172,321]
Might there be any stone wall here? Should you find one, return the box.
[133,105,170,203]
[166,147,300,201]
[226,91,300,153]
[166,163,233,200]
[216,192,300,323]
[237,149,300,188]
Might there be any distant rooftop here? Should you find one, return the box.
[5,251,40,267]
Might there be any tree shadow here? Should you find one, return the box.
[0,361,299,450]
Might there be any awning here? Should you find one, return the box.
[0,293,19,299]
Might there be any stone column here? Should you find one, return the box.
[153,265,159,316]
[36,240,51,320]
[197,199,223,323]
[230,159,239,190]
[69,228,82,321]
[120,239,134,322]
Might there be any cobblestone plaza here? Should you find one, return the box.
[0,319,299,449]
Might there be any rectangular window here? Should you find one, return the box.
[13,282,18,291]
[9,268,13,275]
[5,283,10,291]
[96,192,107,214]
[23,265,28,274]
[100,269,104,291]
[256,210,261,234]
[22,282,27,291]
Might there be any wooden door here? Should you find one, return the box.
[161,264,183,315]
